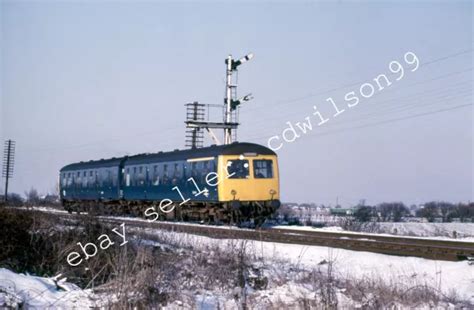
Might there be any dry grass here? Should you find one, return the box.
[2,207,471,308]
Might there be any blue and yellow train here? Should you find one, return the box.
[59,142,280,224]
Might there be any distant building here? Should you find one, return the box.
[330,208,354,216]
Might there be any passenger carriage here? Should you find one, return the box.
[60,142,280,224]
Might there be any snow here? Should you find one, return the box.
[8,206,474,306]
[0,268,94,308]
[100,214,255,231]
[17,206,69,214]
[134,226,474,303]
[273,224,474,242]
[374,222,474,238]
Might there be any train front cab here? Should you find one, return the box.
[217,153,280,210]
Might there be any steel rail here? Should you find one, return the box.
[97,217,474,262]
[8,208,473,262]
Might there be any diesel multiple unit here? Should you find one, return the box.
[59,142,280,224]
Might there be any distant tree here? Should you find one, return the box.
[446,205,460,221]
[376,202,409,222]
[40,194,60,206]
[377,203,391,221]
[416,202,440,222]
[354,206,374,222]
[25,188,40,205]
[392,203,409,222]
[456,203,474,222]
[277,204,296,222]
[7,193,24,206]
[432,201,455,222]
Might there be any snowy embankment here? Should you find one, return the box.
[0,269,94,308]
[2,225,473,308]
[274,224,474,242]
[6,206,473,307]
[373,222,474,238]
[133,226,474,305]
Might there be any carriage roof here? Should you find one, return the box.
[60,142,275,172]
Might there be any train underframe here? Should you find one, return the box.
[62,199,280,227]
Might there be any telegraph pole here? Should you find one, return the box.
[2,140,15,202]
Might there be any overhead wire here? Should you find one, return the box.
[241,76,472,134]
[241,50,473,114]
[241,78,472,140]
[245,103,472,143]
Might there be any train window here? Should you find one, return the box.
[97,170,103,187]
[77,171,82,185]
[89,170,95,187]
[162,164,169,185]
[129,167,135,186]
[152,165,160,186]
[83,171,87,177]
[174,163,180,176]
[145,166,150,185]
[128,167,134,186]
[253,160,273,179]
[227,160,249,179]
[189,162,200,182]
[171,163,177,185]
[191,162,197,175]
[201,161,211,182]
[202,161,209,174]
[138,166,145,186]
[125,168,130,187]
[105,170,110,186]
[104,170,108,186]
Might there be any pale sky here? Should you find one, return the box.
[1,1,472,206]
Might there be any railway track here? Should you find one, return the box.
[9,207,474,262]
[96,216,474,262]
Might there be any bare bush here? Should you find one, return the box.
[24,188,40,206]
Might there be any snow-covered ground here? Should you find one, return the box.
[12,205,69,214]
[2,226,473,308]
[6,206,473,307]
[0,268,94,308]
[373,222,474,238]
[133,226,474,304]
[273,224,474,242]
